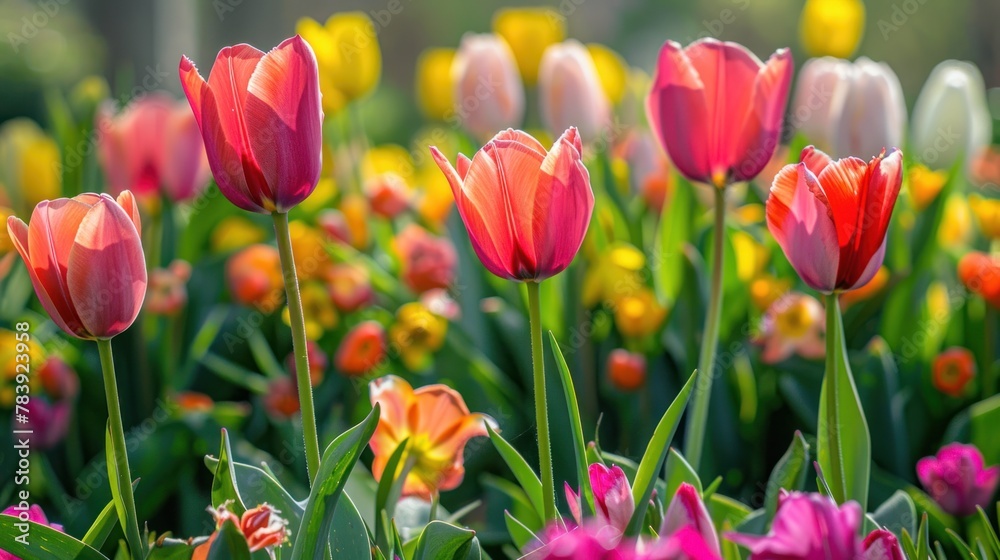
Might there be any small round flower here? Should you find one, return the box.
[607,350,646,392]
[932,347,976,398]
[335,321,387,377]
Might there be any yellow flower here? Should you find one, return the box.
[416,163,454,226]
[289,221,332,280]
[492,7,565,86]
[799,0,865,59]
[297,13,381,112]
[938,193,972,248]
[0,206,13,254]
[583,243,646,307]
[614,289,667,338]
[211,216,267,253]
[283,281,338,340]
[587,44,628,105]
[389,302,447,371]
[0,329,46,408]
[733,204,765,226]
[363,144,415,185]
[970,194,1000,240]
[750,275,791,312]
[0,119,61,215]
[908,164,948,212]
[340,193,371,250]
[415,48,456,121]
[732,231,770,283]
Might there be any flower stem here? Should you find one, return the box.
[272,211,322,484]
[683,187,726,472]
[823,292,846,502]
[527,281,557,521]
[97,338,145,559]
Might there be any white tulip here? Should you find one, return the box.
[538,40,610,143]
[451,34,525,141]
[911,60,992,172]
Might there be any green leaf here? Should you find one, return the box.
[487,425,545,521]
[970,394,1000,465]
[900,529,919,560]
[976,506,1000,558]
[947,528,977,560]
[481,474,542,532]
[207,520,252,560]
[916,513,930,560]
[707,493,751,530]
[146,539,198,560]
[211,428,247,515]
[626,370,697,536]
[504,511,538,552]
[765,431,810,522]
[872,491,917,540]
[664,449,702,500]
[548,331,594,516]
[375,438,411,553]
[290,404,380,560]
[331,493,371,560]
[0,516,108,560]
[82,481,139,550]
[412,521,475,560]
[655,175,693,305]
[203,456,304,531]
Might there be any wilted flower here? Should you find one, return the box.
[145,260,192,316]
[911,60,991,172]
[451,34,525,141]
[798,0,865,59]
[394,224,457,294]
[335,321,387,377]
[606,349,647,392]
[415,48,457,121]
[932,347,976,398]
[917,443,999,516]
[369,375,495,498]
[226,244,283,311]
[756,293,826,364]
[0,119,61,216]
[538,40,610,143]
[389,302,447,371]
[297,13,381,113]
[492,7,565,86]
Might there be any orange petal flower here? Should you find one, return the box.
[607,349,646,392]
[335,321,386,377]
[369,375,495,499]
[226,244,284,311]
[394,224,457,294]
[7,192,146,339]
[932,347,976,398]
[958,252,1000,310]
[193,503,289,559]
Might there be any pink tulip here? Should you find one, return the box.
[7,192,146,339]
[96,93,211,202]
[394,224,457,294]
[863,530,906,560]
[660,483,720,557]
[179,36,323,213]
[20,398,71,450]
[566,463,636,534]
[646,38,792,187]
[917,443,1000,516]
[451,34,525,141]
[431,128,594,281]
[538,40,610,142]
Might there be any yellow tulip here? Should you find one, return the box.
[938,193,972,248]
[587,44,628,105]
[389,302,448,371]
[210,216,267,253]
[363,144,415,184]
[582,243,646,307]
[415,48,456,121]
[613,288,667,338]
[416,163,454,226]
[0,119,61,215]
[970,194,1000,240]
[908,164,948,212]
[0,206,12,254]
[492,7,565,86]
[799,0,865,59]
[296,13,381,110]
[289,221,332,280]
[732,231,770,283]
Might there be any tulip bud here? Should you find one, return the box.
[607,349,646,392]
[589,463,635,534]
[911,60,991,172]
[917,443,1000,516]
[538,40,610,143]
[661,482,721,556]
[451,34,525,141]
[862,529,906,560]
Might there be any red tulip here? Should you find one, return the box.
[96,93,211,202]
[7,192,146,339]
[430,128,594,281]
[766,146,902,293]
[179,36,323,213]
[647,38,792,187]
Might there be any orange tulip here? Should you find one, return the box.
[958,251,1000,310]
[7,192,146,339]
[335,321,387,377]
[193,503,289,560]
[431,128,594,281]
[607,349,646,391]
[369,375,495,498]
[325,262,373,312]
[932,347,976,398]
[226,244,284,311]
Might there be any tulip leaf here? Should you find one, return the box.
[504,511,539,551]
[970,394,1000,465]
[207,518,252,560]
[203,455,304,531]
[82,480,140,550]
[655,174,693,306]
[146,539,199,559]
[707,493,752,530]
[412,521,476,560]
[872,490,917,540]
[626,369,697,536]
[977,506,1000,558]
[482,474,543,532]
[0,516,108,560]
[487,425,546,522]
[548,331,595,517]
[104,423,145,558]
[211,428,247,516]
[375,437,411,553]
[664,448,701,501]
[764,431,810,522]
[289,404,380,560]
[947,529,977,560]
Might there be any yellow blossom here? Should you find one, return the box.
[289,221,332,280]
[970,194,1000,240]
[0,119,61,215]
[587,44,628,105]
[614,289,667,338]
[340,193,371,250]
[799,0,865,59]
[492,7,565,86]
[211,216,267,253]
[389,302,447,371]
[938,193,972,248]
[750,275,791,312]
[908,164,948,211]
[583,243,646,307]
[297,13,381,113]
[732,231,770,283]
[283,281,338,340]
[415,48,457,121]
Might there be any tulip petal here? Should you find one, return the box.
[590,463,635,534]
[369,374,414,456]
[66,195,147,338]
[535,128,594,277]
[116,190,142,235]
[244,36,323,212]
[801,145,833,177]
[161,104,210,202]
[731,48,793,182]
[862,529,905,560]
[660,482,720,555]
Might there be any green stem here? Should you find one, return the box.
[527,281,557,521]
[428,492,440,522]
[823,292,846,502]
[97,338,145,559]
[272,211,322,484]
[683,187,726,471]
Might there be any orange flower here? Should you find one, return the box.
[7,192,146,339]
[192,503,289,559]
[263,377,299,419]
[369,375,495,499]
[607,349,646,392]
[932,347,976,398]
[335,321,386,377]
[325,262,373,312]
[959,252,1000,309]
[174,391,214,413]
[365,173,411,218]
[394,224,457,294]
[226,244,284,311]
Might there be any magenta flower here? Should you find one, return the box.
[526,523,719,560]
[566,463,636,534]
[726,491,904,560]
[1,505,63,560]
[660,483,720,557]
[917,443,1000,516]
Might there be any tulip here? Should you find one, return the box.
[288,221,333,281]
[226,244,283,311]
[20,398,71,450]
[970,195,1000,239]
[179,36,323,214]
[647,38,792,188]
[918,443,1000,516]
[174,391,215,413]
[766,146,902,293]
[296,13,381,113]
[432,128,593,281]
[755,292,826,364]
[587,44,628,106]
[285,340,327,386]
[798,0,865,59]
[263,376,300,419]
[145,259,192,316]
[415,48,457,121]
[325,262,373,312]
[932,347,976,398]
[538,40,610,143]
[389,302,447,371]
[614,289,667,338]
[613,131,671,212]
[528,523,719,560]
[210,216,267,253]
[451,34,525,141]
[37,356,78,402]
[726,491,905,560]
[369,375,495,498]
[7,192,146,339]
[394,224,457,293]
[340,193,371,249]
[911,60,992,172]
[973,145,1000,189]
[1,505,63,560]
[660,483,720,557]
[792,57,906,160]
[939,194,974,248]
[96,93,211,202]
[335,321,387,377]
[492,7,565,86]
[0,119,61,216]
[588,463,635,534]
[365,173,411,218]
[193,503,289,560]
[607,349,646,392]
[317,209,353,246]
[958,252,1000,310]
[582,243,646,307]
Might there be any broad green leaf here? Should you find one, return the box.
[765,431,810,522]
[487,425,545,521]
[330,494,371,560]
[872,491,917,540]
[412,521,475,560]
[0,517,108,560]
[548,331,594,516]
[655,174,693,305]
[211,428,247,515]
[664,449,701,500]
[504,511,538,551]
[290,405,380,560]
[626,370,697,536]
[82,481,139,549]
[207,519,252,560]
